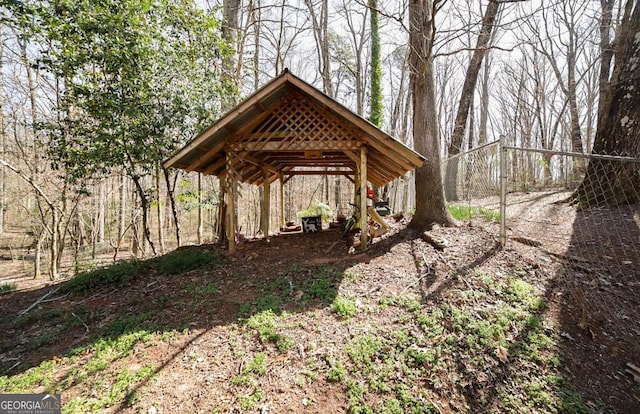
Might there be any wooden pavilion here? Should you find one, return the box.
[163,70,425,252]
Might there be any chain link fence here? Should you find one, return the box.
[442,140,640,342]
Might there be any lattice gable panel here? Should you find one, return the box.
[229,93,362,153]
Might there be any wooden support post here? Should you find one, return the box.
[261,168,270,237]
[218,174,227,242]
[226,153,237,253]
[279,174,285,229]
[354,169,360,206]
[359,146,368,250]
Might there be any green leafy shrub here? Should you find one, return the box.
[326,362,347,383]
[0,282,17,293]
[296,200,334,223]
[157,248,220,275]
[245,310,293,352]
[307,276,337,302]
[331,296,357,319]
[242,352,267,376]
[62,260,141,294]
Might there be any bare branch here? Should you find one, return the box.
[0,157,55,210]
[433,42,527,58]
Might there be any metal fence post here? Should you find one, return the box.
[499,135,507,247]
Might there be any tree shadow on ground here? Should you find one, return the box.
[388,204,639,412]
[556,203,640,411]
[0,230,359,377]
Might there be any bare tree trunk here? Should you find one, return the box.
[468,90,476,149]
[334,177,341,212]
[408,0,454,230]
[49,208,59,280]
[566,42,583,155]
[304,0,334,98]
[0,131,4,241]
[130,188,141,257]
[384,56,409,203]
[445,0,500,201]
[389,52,408,138]
[542,153,553,185]
[530,2,586,174]
[97,181,105,243]
[402,173,410,214]
[275,0,286,75]
[0,30,5,240]
[305,0,334,198]
[597,0,615,125]
[34,231,44,279]
[478,56,491,145]
[250,0,261,91]
[217,178,227,242]
[162,167,181,247]
[585,60,598,154]
[197,173,203,244]
[19,38,40,175]
[222,0,242,109]
[453,7,498,133]
[114,173,127,260]
[572,0,640,207]
[156,167,165,253]
[338,1,367,115]
[560,1,585,156]
[130,174,156,256]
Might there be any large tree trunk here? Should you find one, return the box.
[445,0,500,201]
[478,56,491,145]
[572,0,640,207]
[408,0,454,230]
[597,0,615,125]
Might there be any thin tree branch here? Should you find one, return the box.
[433,42,527,58]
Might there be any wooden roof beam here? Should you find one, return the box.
[237,152,279,174]
[366,156,404,179]
[233,141,358,151]
[202,156,226,175]
[184,140,226,173]
[284,170,352,176]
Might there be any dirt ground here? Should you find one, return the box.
[0,190,639,413]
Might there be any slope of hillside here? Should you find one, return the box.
[1,207,638,413]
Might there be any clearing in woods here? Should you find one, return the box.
[0,190,638,413]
